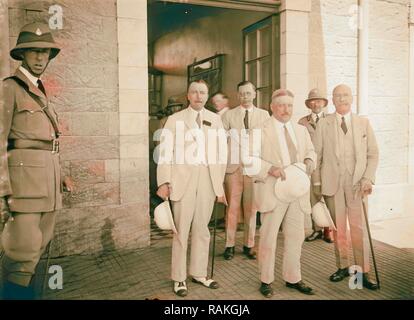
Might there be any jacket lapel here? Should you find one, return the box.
[326,114,340,160]
[308,114,316,130]
[14,69,48,109]
[351,114,362,155]
[264,119,282,163]
[292,122,304,160]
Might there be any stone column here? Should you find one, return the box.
[409,0,414,185]
[357,0,369,116]
[279,0,311,118]
[0,0,9,80]
[116,0,150,243]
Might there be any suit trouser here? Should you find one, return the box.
[259,200,305,284]
[324,172,370,272]
[224,168,257,248]
[171,165,216,282]
[2,211,56,287]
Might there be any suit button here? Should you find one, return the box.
[20,162,23,166]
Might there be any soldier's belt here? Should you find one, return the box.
[8,139,60,153]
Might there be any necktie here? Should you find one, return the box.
[196,112,201,128]
[316,114,320,123]
[37,79,46,96]
[244,110,249,130]
[341,116,348,134]
[284,125,297,164]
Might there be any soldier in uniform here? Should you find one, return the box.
[0,22,73,299]
[298,88,333,243]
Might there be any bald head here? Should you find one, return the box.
[332,84,353,115]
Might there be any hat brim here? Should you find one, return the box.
[10,42,60,61]
[305,98,328,108]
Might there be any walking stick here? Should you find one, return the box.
[361,197,380,289]
[210,203,218,279]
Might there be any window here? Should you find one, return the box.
[243,15,280,110]
[187,54,224,96]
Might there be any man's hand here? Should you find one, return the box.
[304,158,315,176]
[360,178,373,197]
[63,176,75,193]
[157,183,171,200]
[217,195,228,206]
[0,197,12,229]
[268,166,286,180]
[313,185,322,202]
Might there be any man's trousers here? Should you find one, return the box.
[2,211,56,287]
[171,165,216,282]
[258,200,305,284]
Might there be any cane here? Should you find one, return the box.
[361,197,381,289]
[210,203,218,279]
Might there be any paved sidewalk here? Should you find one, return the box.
[34,223,414,300]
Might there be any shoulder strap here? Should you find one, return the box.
[7,76,61,138]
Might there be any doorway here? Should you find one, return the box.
[147,0,280,244]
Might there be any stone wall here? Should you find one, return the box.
[308,0,413,220]
[5,0,149,256]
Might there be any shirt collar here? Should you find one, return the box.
[19,66,40,87]
[273,117,292,129]
[336,112,351,122]
[188,106,204,117]
[311,111,324,122]
[240,105,255,113]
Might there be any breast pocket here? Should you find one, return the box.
[8,150,48,199]
[15,102,51,138]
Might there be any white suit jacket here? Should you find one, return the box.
[249,117,316,214]
[312,113,379,196]
[157,107,227,201]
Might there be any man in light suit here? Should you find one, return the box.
[298,88,333,243]
[221,81,270,260]
[312,84,379,290]
[251,89,316,297]
[156,80,227,297]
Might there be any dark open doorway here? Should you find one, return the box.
[147,0,280,244]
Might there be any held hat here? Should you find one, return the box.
[305,88,328,108]
[154,197,177,234]
[10,22,61,61]
[311,200,337,230]
[274,163,310,203]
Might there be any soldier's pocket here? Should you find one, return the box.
[8,150,48,198]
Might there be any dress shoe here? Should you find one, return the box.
[363,273,379,290]
[192,277,219,289]
[223,247,235,260]
[323,228,334,243]
[259,282,273,298]
[286,280,315,295]
[305,230,323,242]
[243,246,257,260]
[329,268,350,282]
[173,281,188,297]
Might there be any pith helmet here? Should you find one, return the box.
[10,22,60,61]
[305,88,328,108]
